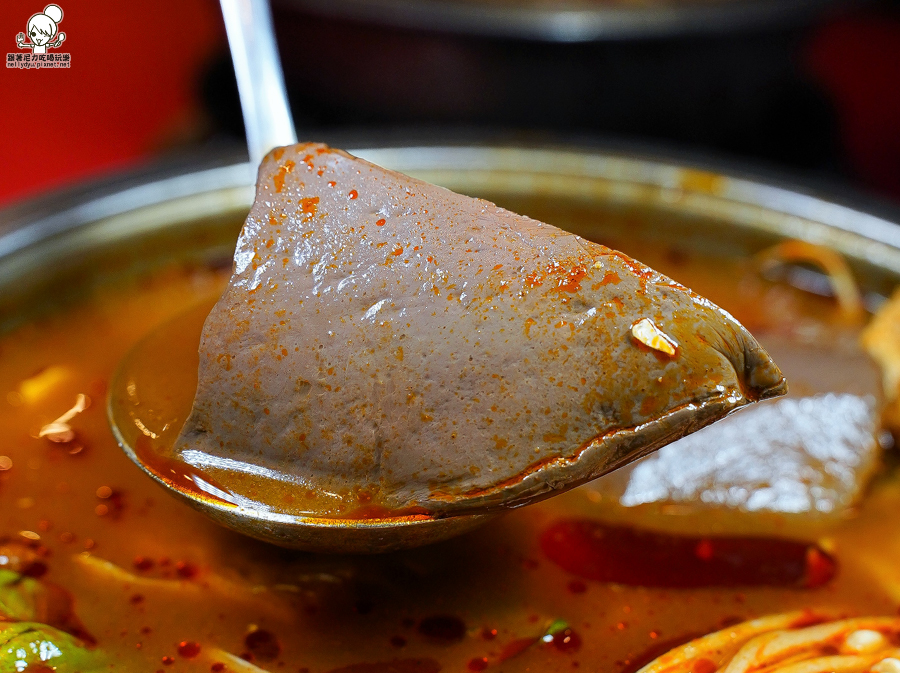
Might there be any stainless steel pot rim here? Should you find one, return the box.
[3,143,900,269]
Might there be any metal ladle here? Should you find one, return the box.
[107,0,495,553]
[219,0,296,166]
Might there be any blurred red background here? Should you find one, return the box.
[0,0,899,208]
[0,0,225,205]
[805,13,900,201]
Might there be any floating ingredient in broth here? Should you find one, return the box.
[0,622,106,673]
[636,613,900,673]
[0,568,93,641]
[464,618,583,670]
[173,142,786,517]
[540,520,836,588]
[590,394,880,516]
[863,287,900,433]
[0,566,102,673]
[756,240,866,325]
[38,393,89,443]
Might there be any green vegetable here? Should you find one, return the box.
[0,570,105,671]
[543,619,570,639]
[0,622,106,673]
[0,569,45,622]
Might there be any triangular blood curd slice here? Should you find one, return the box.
[174,143,786,517]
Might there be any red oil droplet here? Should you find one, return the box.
[349,190,358,200]
[244,629,281,661]
[555,264,588,293]
[178,641,201,658]
[162,655,175,665]
[805,548,836,588]
[468,657,489,671]
[22,561,47,578]
[300,197,319,218]
[789,611,831,629]
[550,628,582,653]
[695,539,714,561]
[693,659,718,673]
[175,561,198,579]
[133,556,154,571]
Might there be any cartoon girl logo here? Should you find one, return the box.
[16,4,65,55]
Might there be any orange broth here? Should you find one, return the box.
[1,216,899,673]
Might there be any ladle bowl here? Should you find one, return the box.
[107,296,497,553]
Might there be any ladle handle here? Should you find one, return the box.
[220,0,298,166]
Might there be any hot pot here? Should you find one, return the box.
[3,143,900,672]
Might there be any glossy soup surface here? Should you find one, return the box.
[1,200,898,673]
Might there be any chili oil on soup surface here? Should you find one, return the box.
[0,201,898,672]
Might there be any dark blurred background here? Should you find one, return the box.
[1,0,899,206]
